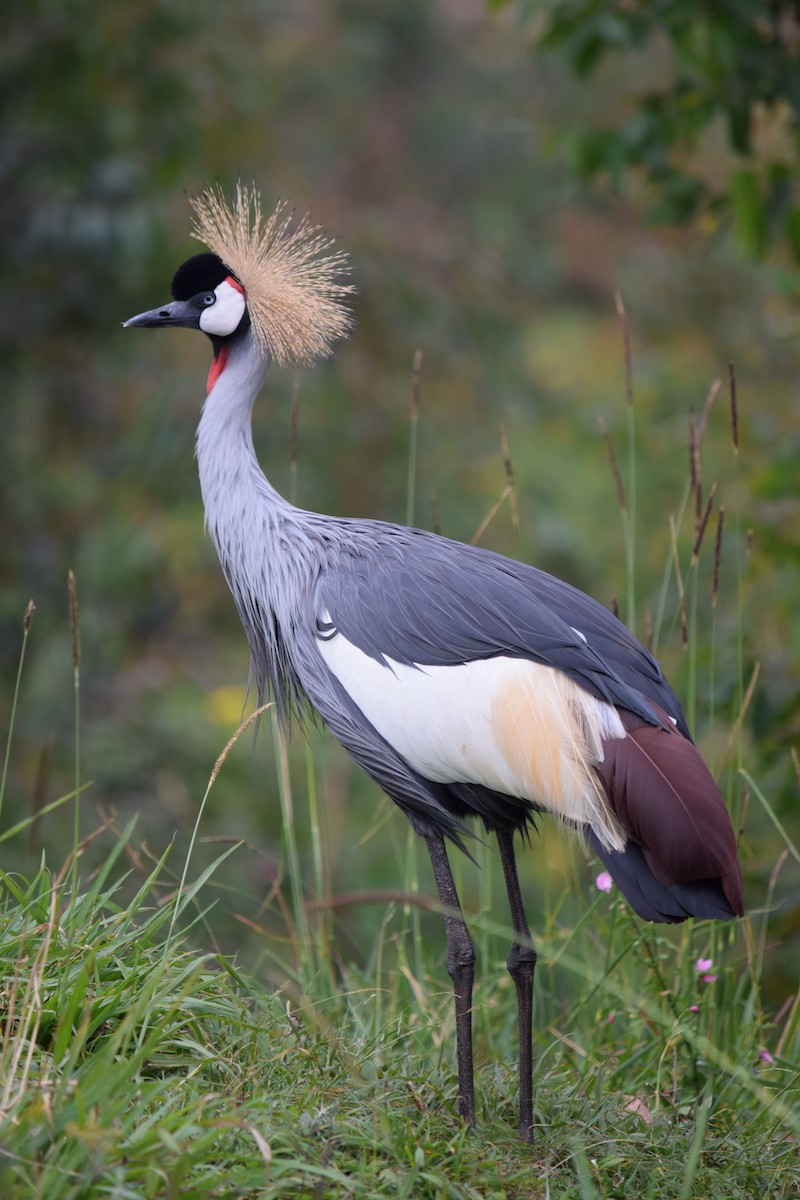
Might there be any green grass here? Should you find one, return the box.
[0,813,797,1199]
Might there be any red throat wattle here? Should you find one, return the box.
[206,345,230,394]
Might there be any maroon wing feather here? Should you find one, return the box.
[594,710,744,920]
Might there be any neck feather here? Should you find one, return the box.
[194,328,313,714]
[196,328,280,525]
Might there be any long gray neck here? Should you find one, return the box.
[196,327,278,529]
[194,328,311,711]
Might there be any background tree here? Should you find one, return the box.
[522,0,800,259]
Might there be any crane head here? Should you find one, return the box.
[124,183,353,367]
[123,252,249,341]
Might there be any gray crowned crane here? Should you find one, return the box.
[125,184,744,1141]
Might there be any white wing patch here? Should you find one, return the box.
[318,632,627,851]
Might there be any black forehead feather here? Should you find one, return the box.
[171,253,229,300]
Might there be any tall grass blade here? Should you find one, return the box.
[405,349,422,527]
[678,1094,711,1200]
[0,601,35,826]
[740,769,800,865]
[615,291,637,631]
[271,709,309,963]
[0,787,81,845]
[68,570,81,919]
[166,704,270,953]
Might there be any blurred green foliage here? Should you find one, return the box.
[1,1,798,1001]
[525,0,800,259]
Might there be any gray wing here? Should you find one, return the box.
[313,522,689,737]
[292,522,742,907]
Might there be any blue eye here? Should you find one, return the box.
[202,293,216,306]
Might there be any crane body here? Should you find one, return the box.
[125,186,744,1140]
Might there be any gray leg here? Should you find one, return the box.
[496,827,537,1142]
[425,833,476,1126]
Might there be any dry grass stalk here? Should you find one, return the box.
[727,661,761,748]
[688,403,701,517]
[409,349,422,422]
[728,361,739,452]
[697,377,721,443]
[738,784,750,843]
[499,424,520,536]
[692,482,718,562]
[68,569,80,672]
[669,515,689,648]
[597,415,627,514]
[208,704,273,789]
[470,483,513,545]
[712,506,725,608]
[614,290,633,408]
[429,487,442,536]
[0,881,59,1119]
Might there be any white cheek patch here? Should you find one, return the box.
[199,279,247,337]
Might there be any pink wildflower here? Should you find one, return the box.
[689,1005,700,1013]
[759,1048,775,1066]
[695,957,713,973]
[595,871,613,893]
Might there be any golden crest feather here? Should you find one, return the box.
[188,182,354,366]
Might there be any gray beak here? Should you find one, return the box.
[123,298,199,330]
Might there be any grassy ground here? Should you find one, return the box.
[0,750,797,1198]
[0,852,798,1199]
